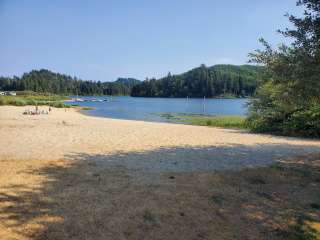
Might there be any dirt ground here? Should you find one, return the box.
[0,156,319,240]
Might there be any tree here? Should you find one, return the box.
[130,64,260,98]
[0,69,140,96]
[247,0,320,137]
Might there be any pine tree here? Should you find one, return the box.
[247,0,320,137]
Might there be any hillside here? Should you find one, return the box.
[0,65,261,97]
[115,78,141,88]
[0,70,138,96]
[131,64,262,98]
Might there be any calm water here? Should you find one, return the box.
[66,96,249,122]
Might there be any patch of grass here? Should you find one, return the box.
[185,115,247,129]
[81,107,94,111]
[0,94,69,108]
[157,113,186,123]
[159,113,247,129]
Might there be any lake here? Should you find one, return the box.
[66,96,249,122]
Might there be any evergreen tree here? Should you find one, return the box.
[0,69,140,96]
[247,0,320,137]
[131,64,260,98]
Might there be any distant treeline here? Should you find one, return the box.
[0,64,261,97]
[0,69,140,96]
[131,65,261,98]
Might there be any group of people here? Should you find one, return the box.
[23,106,52,115]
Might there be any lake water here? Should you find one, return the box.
[66,96,249,122]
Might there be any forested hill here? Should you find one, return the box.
[0,65,261,97]
[115,78,141,88]
[0,70,140,96]
[131,64,261,98]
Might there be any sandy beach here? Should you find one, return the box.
[1,106,320,165]
[1,106,320,240]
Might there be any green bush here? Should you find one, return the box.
[246,105,320,138]
[49,102,68,108]
[283,106,320,137]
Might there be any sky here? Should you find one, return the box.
[0,0,303,81]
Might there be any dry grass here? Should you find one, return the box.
[0,156,319,240]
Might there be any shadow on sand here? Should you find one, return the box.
[68,142,320,172]
[0,143,320,239]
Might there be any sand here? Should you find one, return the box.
[1,106,320,167]
[1,106,320,240]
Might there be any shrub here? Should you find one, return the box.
[247,102,320,138]
[49,102,68,108]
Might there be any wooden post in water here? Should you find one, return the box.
[203,96,206,115]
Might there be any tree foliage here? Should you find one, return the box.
[247,0,320,137]
[131,64,261,98]
[1,65,260,98]
[0,70,140,96]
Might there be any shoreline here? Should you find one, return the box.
[74,105,320,142]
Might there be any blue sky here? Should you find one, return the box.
[0,0,302,81]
